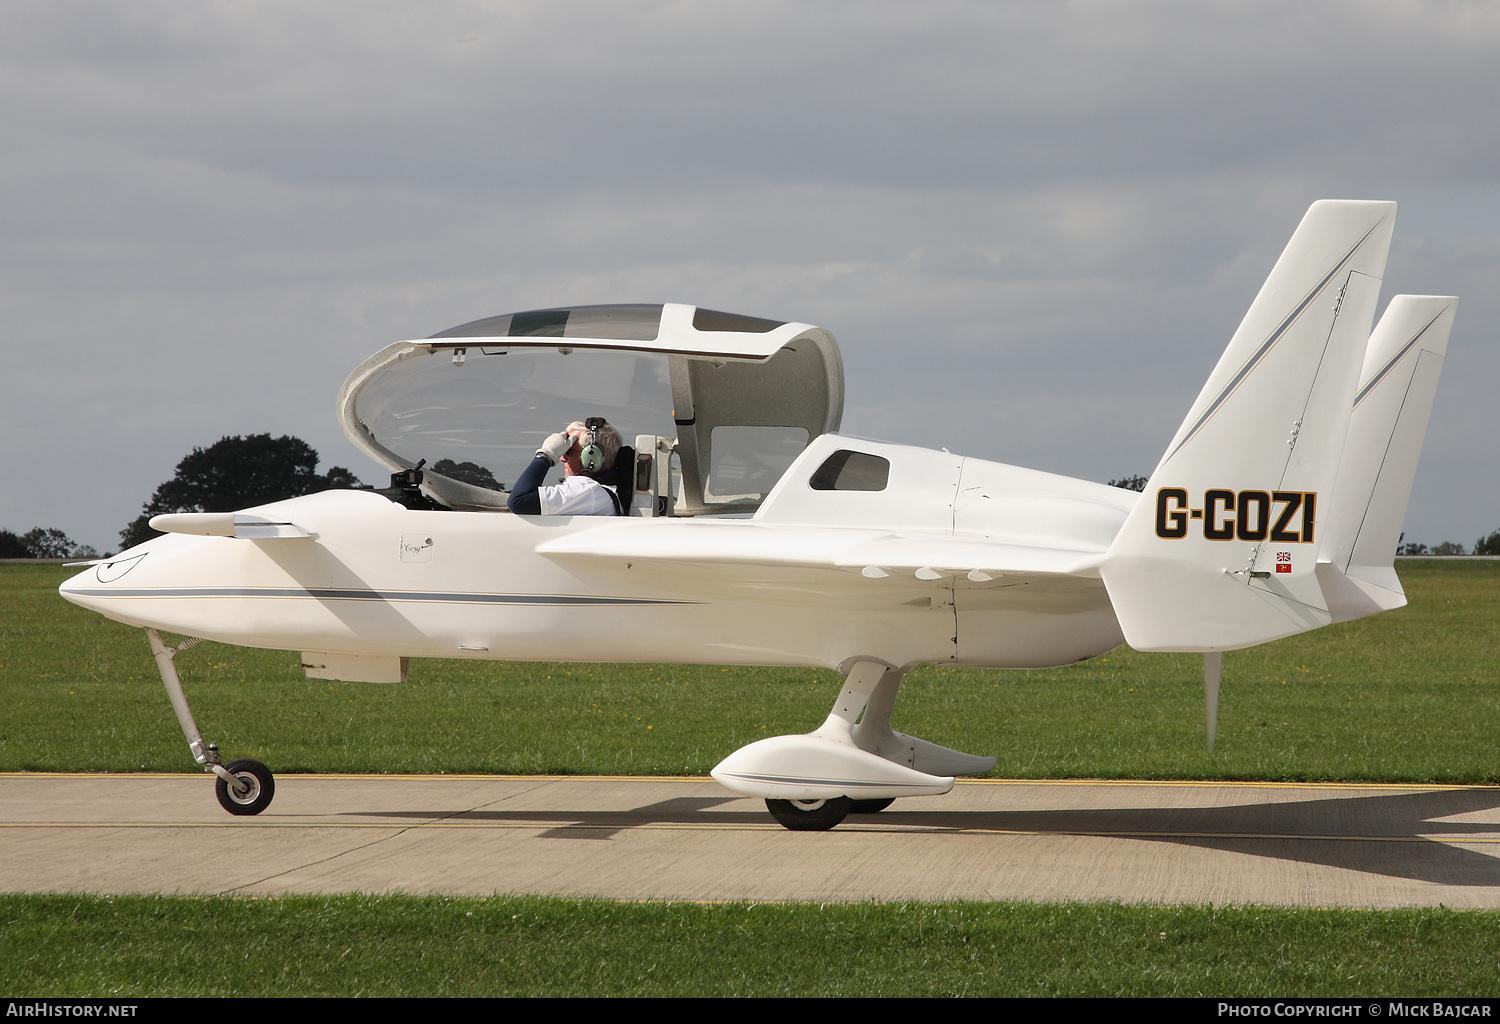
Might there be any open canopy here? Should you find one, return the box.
[338,303,844,513]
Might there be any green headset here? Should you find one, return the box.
[579,416,610,475]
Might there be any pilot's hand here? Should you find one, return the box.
[537,431,574,464]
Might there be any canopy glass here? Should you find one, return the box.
[339,303,843,513]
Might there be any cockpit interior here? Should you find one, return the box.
[339,303,845,517]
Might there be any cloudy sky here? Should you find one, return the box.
[3,0,1497,552]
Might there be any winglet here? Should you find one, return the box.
[1316,294,1456,621]
[1100,200,1396,651]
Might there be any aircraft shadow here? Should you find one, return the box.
[345,787,1500,886]
[869,787,1500,888]
[348,797,750,840]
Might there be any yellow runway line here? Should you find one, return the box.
[6,819,1499,842]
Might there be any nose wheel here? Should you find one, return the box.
[215,758,276,816]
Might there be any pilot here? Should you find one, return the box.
[507,417,625,516]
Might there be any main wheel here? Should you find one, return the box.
[215,758,276,816]
[765,796,852,831]
[849,798,895,814]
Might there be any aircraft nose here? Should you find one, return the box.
[57,552,149,609]
[58,567,100,610]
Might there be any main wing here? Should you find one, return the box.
[536,519,1110,589]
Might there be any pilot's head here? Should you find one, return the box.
[561,418,622,477]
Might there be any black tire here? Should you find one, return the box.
[849,798,895,814]
[215,758,275,816]
[765,796,852,831]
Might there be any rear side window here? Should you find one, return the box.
[809,450,890,491]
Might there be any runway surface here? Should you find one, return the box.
[5,773,1500,907]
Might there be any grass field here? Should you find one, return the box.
[3,560,1497,780]
[5,895,1500,997]
[4,559,1499,997]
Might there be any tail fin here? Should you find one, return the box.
[1100,200,1396,651]
[1316,295,1456,621]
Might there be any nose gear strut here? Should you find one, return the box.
[145,627,276,815]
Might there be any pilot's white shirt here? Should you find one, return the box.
[538,475,619,516]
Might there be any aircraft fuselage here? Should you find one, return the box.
[61,447,1131,673]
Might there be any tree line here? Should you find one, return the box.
[0,527,98,560]
[10,451,1498,558]
[4,435,362,559]
[1399,532,1500,556]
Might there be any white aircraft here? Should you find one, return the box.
[60,200,1456,830]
